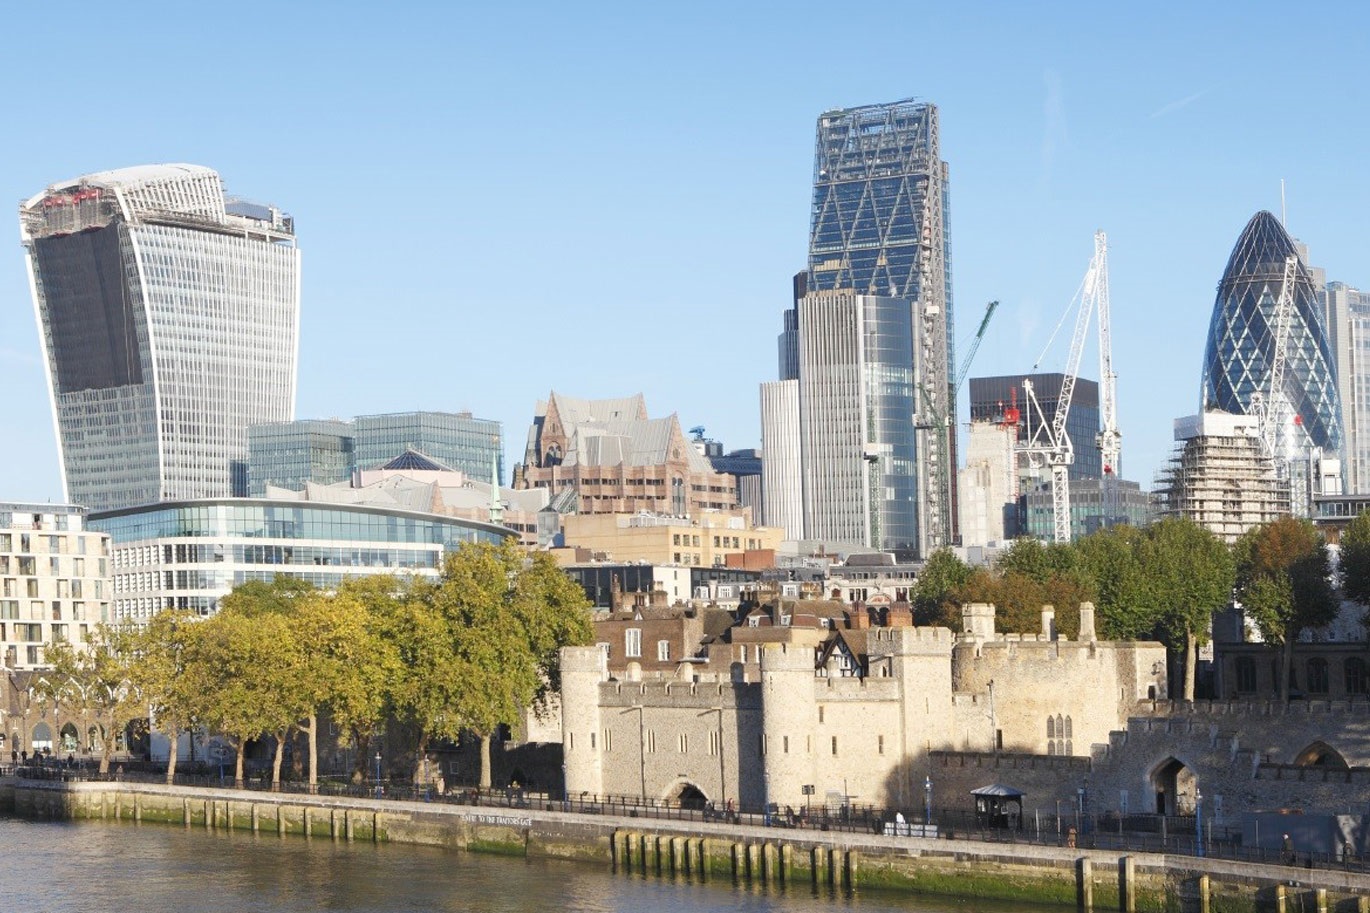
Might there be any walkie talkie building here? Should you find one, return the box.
[20,165,300,512]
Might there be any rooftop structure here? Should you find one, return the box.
[20,164,299,512]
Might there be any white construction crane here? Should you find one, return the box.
[1248,255,1299,466]
[1017,231,1113,543]
[1094,233,1122,523]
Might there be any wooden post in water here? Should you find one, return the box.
[1119,855,1135,913]
[1076,857,1093,912]
[1198,875,1211,913]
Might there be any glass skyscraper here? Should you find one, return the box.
[20,165,300,512]
[762,98,952,556]
[354,411,503,481]
[1202,211,1341,455]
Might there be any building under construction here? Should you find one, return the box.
[1154,411,1290,544]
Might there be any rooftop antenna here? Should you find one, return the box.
[1280,179,1287,227]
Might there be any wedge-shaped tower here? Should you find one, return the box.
[1201,211,1341,453]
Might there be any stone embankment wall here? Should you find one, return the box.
[6,779,1370,912]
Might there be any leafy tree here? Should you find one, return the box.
[329,576,406,784]
[1337,510,1370,612]
[182,610,300,787]
[1234,517,1338,703]
[1140,518,1235,701]
[1074,525,1155,640]
[218,577,315,617]
[131,610,202,783]
[913,549,972,627]
[37,624,144,774]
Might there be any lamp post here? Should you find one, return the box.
[924,775,933,826]
[374,750,383,798]
[1195,787,1203,857]
[1076,787,1084,835]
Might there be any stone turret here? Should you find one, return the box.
[962,603,996,639]
[1041,605,1056,640]
[1079,602,1097,642]
[759,642,818,807]
[560,646,607,797]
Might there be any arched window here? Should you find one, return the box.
[1307,658,1329,694]
[1064,716,1073,739]
[1047,717,1056,739]
[1346,658,1368,696]
[671,477,686,515]
[1235,656,1257,693]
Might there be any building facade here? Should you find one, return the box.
[1323,282,1370,493]
[90,499,508,623]
[20,165,300,512]
[1155,411,1290,543]
[969,374,1103,481]
[957,419,1019,547]
[1022,477,1153,541]
[559,510,784,568]
[0,504,110,670]
[762,100,953,559]
[1202,211,1342,459]
[247,419,356,496]
[515,393,736,518]
[759,380,802,538]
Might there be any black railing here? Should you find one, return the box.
[8,766,1367,874]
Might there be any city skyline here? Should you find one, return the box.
[2,3,1368,507]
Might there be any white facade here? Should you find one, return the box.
[957,420,1018,547]
[0,504,110,669]
[1324,282,1370,493]
[759,380,802,538]
[20,164,300,512]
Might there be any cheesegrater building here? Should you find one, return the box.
[20,164,300,512]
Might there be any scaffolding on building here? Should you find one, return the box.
[1154,423,1291,545]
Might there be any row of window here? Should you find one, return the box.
[1233,656,1369,694]
[604,631,672,661]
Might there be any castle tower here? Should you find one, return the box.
[559,646,606,797]
[759,642,819,807]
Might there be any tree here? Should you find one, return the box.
[329,576,406,784]
[1337,510,1370,611]
[131,610,202,784]
[182,610,300,787]
[1235,517,1338,704]
[37,624,144,774]
[912,549,972,627]
[1140,518,1235,701]
[1074,525,1155,640]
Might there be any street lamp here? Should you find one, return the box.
[1195,786,1203,857]
[374,750,383,798]
[1076,787,1084,835]
[924,775,933,826]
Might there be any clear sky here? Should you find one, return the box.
[3,1,1368,505]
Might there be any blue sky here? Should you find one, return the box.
[2,1,1368,505]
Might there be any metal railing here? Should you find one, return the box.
[8,765,1366,874]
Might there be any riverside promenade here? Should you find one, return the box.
[4,775,1369,913]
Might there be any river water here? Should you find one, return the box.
[0,816,1032,913]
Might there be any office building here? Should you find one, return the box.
[1323,282,1370,493]
[759,380,803,539]
[969,374,1103,481]
[90,497,508,623]
[1022,478,1153,541]
[957,419,1019,547]
[20,165,300,512]
[0,504,110,670]
[1201,211,1341,458]
[763,99,952,557]
[248,419,355,496]
[354,411,503,480]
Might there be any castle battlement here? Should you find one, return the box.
[1136,698,1370,720]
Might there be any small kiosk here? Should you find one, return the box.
[971,784,1025,829]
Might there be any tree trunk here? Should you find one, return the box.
[306,713,318,791]
[271,730,286,790]
[1281,635,1294,705]
[234,738,245,788]
[479,733,492,789]
[1183,628,1197,702]
[165,726,180,785]
[414,732,428,786]
[352,728,369,784]
[99,720,114,775]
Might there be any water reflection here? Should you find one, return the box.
[2,817,1021,913]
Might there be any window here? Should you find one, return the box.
[831,736,838,756]
[1235,656,1257,693]
[878,735,884,755]
[783,736,789,753]
[1308,658,1329,695]
[678,734,688,753]
[625,629,642,658]
[647,730,656,753]
[1346,658,1368,695]
[656,640,670,662]
[597,641,611,659]
[818,705,824,724]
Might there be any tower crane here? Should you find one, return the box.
[1017,232,1113,544]
[1094,234,1122,524]
[1248,255,1298,465]
[917,299,999,551]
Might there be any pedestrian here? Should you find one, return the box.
[20,750,27,764]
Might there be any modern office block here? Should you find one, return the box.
[1323,282,1370,493]
[0,504,110,670]
[354,411,503,481]
[247,419,356,496]
[969,373,1103,480]
[20,165,299,512]
[759,379,803,538]
[1202,211,1341,457]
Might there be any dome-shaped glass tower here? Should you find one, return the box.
[1201,210,1341,453]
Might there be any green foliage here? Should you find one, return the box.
[37,624,145,774]
[1074,524,1154,640]
[912,549,972,627]
[1141,518,1234,647]
[1338,510,1370,608]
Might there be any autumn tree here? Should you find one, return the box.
[1234,517,1338,703]
[1140,518,1235,701]
[328,576,406,784]
[131,610,202,783]
[37,624,144,774]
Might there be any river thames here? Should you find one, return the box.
[0,816,1035,913]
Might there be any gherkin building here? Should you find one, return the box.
[1201,210,1341,453]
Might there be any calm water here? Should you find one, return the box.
[0,816,1038,913]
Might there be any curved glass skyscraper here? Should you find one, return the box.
[1201,210,1341,453]
[20,165,300,512]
